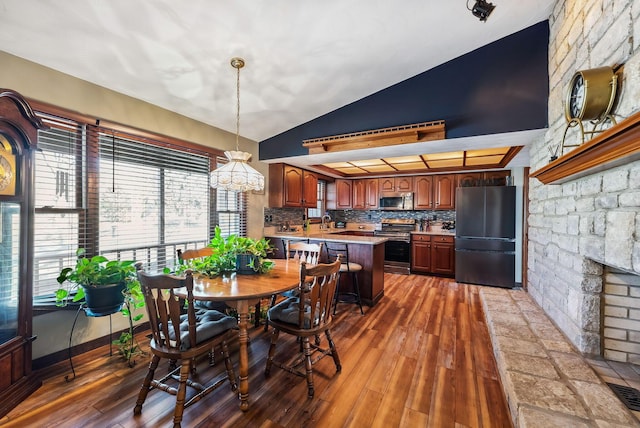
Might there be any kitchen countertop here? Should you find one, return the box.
[411,230,455,236]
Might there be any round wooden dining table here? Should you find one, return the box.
[179,259,301,411]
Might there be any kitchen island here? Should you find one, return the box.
[264,229,387,306]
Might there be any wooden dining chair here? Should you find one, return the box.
[134,268,238,428]
[264,257,342,398]
[263,241,323,332]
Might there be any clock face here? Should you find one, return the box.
[569,74,585,119]
[0,152,16,196]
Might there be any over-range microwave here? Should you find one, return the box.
[379,192,414,210]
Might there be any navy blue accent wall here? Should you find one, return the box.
[259,21,549,160]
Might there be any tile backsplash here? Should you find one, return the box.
[264,207,455,228]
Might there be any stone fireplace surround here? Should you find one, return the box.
[530,110,640,357]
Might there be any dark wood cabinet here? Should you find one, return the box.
[413,175,434,209]
[457,172,483,187]
[483,170,511,186]
[353,178,379,210]
[379,176,412,193]
[431,235,455,275]
[414,174,455,210]
[352,179,366,209]
[456,170,511,187]
[269,164,317,208]
[364,178,379,209]
[0,90,46,417]
[411,234,454,276]
[334,179,352,209]
[411,234,431,273]
[434,174,455,210]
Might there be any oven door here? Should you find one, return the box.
[383,239,411,274]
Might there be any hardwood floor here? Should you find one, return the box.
[1,274,512,427]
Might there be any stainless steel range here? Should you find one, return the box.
[374,218,415,274]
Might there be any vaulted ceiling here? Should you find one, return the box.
[0,1,554,146]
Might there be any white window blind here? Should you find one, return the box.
[97,131,211,273]
[33,116,85,299]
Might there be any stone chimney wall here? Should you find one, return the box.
[528,0,640,355]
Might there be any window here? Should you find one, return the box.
[32,110,246,300]
[307,180,326,219]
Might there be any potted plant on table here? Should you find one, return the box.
[178,226,275,277]
[56,248,145,367]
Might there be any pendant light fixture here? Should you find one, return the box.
[209,57,265,192]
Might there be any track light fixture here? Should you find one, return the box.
[468,0,495,22]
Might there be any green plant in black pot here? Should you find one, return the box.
[176,226,275,277]
[227,234,275,274]
[56,248,145,367]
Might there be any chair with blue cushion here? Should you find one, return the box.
[264,257,342,398]
[134,268,238,428]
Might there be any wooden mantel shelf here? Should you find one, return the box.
[302,120,445,154]
[531,111,640,184]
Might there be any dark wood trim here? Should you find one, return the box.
[531,110,640,184]
[27,98,225,159]
[522,167,529,291]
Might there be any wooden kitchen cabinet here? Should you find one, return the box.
[334,179,353,209]
[352,178,378,209]
[269,163,317,208]
[484,170,511,186]
[352,179,365,209]
[434,174,455,210]
[379,176,413,193]
[411,234,431,273]
[364,178,379,209]
[457,172,483,187]
[431,235,455,275]
[413,175,433,209]
[411,234,454,276]
[456,170,510,187]
[413,174,455,210]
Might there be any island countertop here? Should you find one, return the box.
[264,230,388,245]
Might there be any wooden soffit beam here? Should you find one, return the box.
[302,120,445,154]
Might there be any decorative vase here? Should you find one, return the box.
[82,282,126,316]
[235,254,258,275]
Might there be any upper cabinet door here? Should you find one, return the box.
[283,165,304,207]
[352,179,366,209]
[302,170,318,208]
[413,175,433,209]
[395,177,413,192]
[364,178,379,209]
[379,177,395,192]
[335,179,352,209]
[456,172,483,187]
[434,174,455,210]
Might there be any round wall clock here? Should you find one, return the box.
[564,66,617,122]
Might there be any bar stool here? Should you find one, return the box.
[324,242,364,315]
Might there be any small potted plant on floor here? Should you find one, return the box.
[56,248,145,366]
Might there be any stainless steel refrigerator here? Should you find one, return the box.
[455,186,516,288]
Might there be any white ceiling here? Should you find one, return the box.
[0,0,554,164]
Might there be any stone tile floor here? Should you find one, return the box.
[480,286,640,427]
